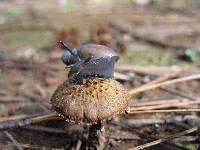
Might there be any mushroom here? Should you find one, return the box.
[50,41,130,149]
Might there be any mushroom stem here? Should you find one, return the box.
[88,120,106,150]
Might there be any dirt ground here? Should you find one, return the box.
[1,0,200,149]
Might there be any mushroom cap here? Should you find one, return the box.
[76,44,119,61]
[51,77,129,124]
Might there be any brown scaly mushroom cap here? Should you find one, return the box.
[51,77,129,124]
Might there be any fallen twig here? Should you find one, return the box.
[128,127,198,150]
[111,121,190,150]
[0,113,62,130]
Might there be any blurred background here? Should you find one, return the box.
[1,0,200,149]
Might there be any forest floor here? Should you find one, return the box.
[0,1,200,149]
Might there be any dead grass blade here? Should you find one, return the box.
[129,74,200,95]
[127,108,200,115]
[131,99,200,111]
